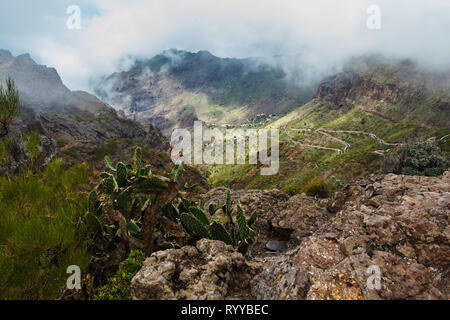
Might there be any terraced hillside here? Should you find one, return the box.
[208,58,450,192]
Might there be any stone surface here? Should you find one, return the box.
[266,240,287,252]
[131,171,450,300]
[251,171,450,300]
[131,239,259,300]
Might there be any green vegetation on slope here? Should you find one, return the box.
[207,101,449,194]
[382,140,449,176]
[0,77,20,138]
[94,250,146,300]
[0,160,91,299]
[0,136,13,168]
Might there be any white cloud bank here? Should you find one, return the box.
[1,0,450,90]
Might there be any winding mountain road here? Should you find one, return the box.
[284,126,406,155]
[284,127,343,154]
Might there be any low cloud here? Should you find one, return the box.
[1,0,450,90]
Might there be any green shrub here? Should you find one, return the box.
[0,77,20,138]
[283,182,300,196]
[93,250,146,300]
[55,138,71,148]
[92,139,119,161]
[90,147,180,254]
[22,129,43,170]
[382,141,449,177]
[0,136,13,167]
[0,159,91,299]
[301,177,332,198]
[175,189,257,255]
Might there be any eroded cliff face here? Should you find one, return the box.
[0,50,171,174]
[1,106,56,175]
[131,170,449,300]
[313,60,450,127]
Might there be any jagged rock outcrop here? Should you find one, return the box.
[1,106,56,175]
[131,171,449,300]
[131,239,259,300]
[251,171,450,300]
[314,58,450,127]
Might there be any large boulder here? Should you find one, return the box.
[131,239,259,300]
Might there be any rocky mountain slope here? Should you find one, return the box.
[209,57,450,191]
[131,170,450,300]
[314,56,450,127]
[94,49,315,135]
[0,50,169,174]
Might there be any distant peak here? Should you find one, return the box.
[15,53,33,61]
[160,49,215,58]
[12,53,37,68]
[0,49,13,59]
[163,48,184,54]
[197,50,213,56]
[160,48,189,58]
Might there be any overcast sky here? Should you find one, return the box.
[1,0,450,91]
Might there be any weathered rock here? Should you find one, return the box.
[251,171,450,300]
[250,247,304,300]
[130,171,449,300]
[274,194,331,236]
[131,239,259,300]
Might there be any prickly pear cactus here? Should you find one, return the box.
[175,189,257,254]
[88,147,257,255]
[88,147,179,255]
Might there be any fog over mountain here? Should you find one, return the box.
[1,0,450,91]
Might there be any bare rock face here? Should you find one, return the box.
[130,171,449,300]
[313,59,450,127]
[1,106,57,175]
[130,239,259,300]
[251,171,450,300]
[274,194,332,238]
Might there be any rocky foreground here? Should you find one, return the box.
[131,171,449,300]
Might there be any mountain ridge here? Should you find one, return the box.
[209,57,450,190]
[94,49,316,135]
[0,49,170,174]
